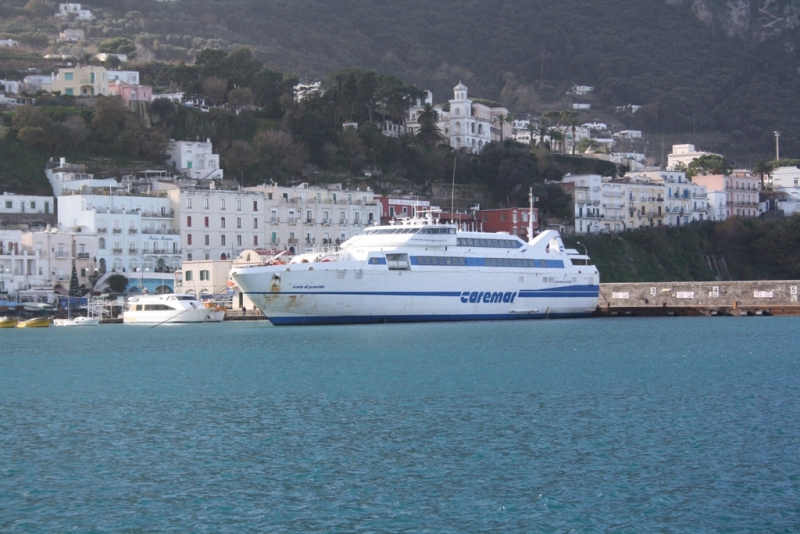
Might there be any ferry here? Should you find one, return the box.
[231,203,599,326]
[122,293,226,324]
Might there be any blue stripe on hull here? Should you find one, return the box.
[268,312,594,326]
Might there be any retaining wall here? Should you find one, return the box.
[599,280,800,316]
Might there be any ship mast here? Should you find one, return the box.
[528,187,536,244]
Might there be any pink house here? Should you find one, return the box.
[692,171,759,219]
[108,81,152,105]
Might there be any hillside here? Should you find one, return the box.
[563,216,800,283]
[24,0,792,165]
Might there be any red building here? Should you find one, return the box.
[476,207,538,240]
[376,197,431,223]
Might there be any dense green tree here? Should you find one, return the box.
[98,37,136,55]
[688,154,733,176]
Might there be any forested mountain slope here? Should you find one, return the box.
[65,0,800,162]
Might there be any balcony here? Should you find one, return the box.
[128,228,138,234]
[306,218,314,224]
[141,210,174,219]
[128,248,137,254]
[77,252,90,259]
[604,190,624,197]
[112,248,123,254]
[339,219,348,225]
[270,217,279,224]
[322,219,331,225]
[288,238,298,244]
[97,227,107,233]
[112,228,122,234]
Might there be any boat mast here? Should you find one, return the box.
[528,187,535,244]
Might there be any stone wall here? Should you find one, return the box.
[599,280,800,313]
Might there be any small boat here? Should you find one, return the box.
[54,299,102,326]
[53,316,101,326]
[122,294,226,324]
[16,316,51,328]
[0,316,17,328]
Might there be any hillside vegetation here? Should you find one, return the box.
[564,216,800,283]
[3,0,791,164]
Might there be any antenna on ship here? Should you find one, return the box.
[450,156,457,225]
[528,187,535,244]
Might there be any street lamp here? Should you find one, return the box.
[576,241,588,256]
[775,131,781,162]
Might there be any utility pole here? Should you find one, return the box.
[774,131,781,162]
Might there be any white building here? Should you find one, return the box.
[21,228,98,297]
[561,172,708,234]
[667,144,721,170]
[57,29,85,42]
[46,159,121,197]
[0,192,54,215]
[448,82,511,153]
[707,190,728,221]
[771,166,800,189]
[170,188,265,262]
[0,79,21,94]
[22,74,52,93]
[244,183,380,254]
[57,192,181,274]
[56,3,93,19]
[0,230,48,300]
[629,171,708,226]
[107,70,140,85]
[0,39,19,48]
[570,85,593,95]
[165,139,223,181]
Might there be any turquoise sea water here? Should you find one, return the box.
[1,317,799,532]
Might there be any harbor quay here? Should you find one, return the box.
[598,280,800,316]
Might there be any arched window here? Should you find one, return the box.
[471,123,475,134]
[98,237,106,249]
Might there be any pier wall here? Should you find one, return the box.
[598,280,800,316]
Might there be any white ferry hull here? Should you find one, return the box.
[234,263,598,325]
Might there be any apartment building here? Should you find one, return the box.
[57,192,181,274]
[692,171,759,219]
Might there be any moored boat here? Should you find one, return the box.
[231,204,600,326]
[53,316,101,326]
[16,316,52,328]
[122,293,225,324]
[0,316,17,328]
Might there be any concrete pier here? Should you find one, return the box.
[598,280,800,316]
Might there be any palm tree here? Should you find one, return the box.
[526,121,538,151]
[559,110,580,155]
[547,128,564,154]
[752,160,773,190]
[535,116,550,147]
[492,113,507,142]
[415,103,443,147]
